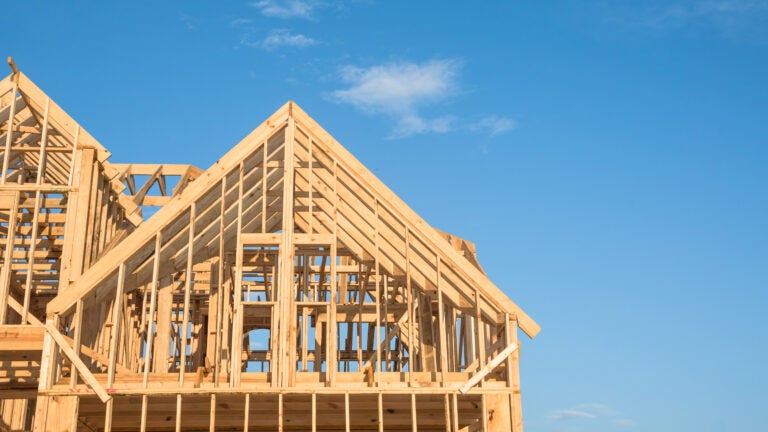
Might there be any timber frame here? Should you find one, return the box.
[1,59,540,432]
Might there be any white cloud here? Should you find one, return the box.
[547,409,597,422]
[329,59,461,138]
[242,29,318,50]
[470,115,516,137]
[331,59,460,114]
[251,0,317,19]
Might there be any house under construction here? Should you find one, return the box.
[0,59,540,432]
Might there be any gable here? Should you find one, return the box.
[1,70,144,324]
[45,101,539,338]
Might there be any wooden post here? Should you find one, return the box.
[405,229,415,385]
[154,275,173,373]
[378,392,384,432]
[0,191,19,324]
[232,163,244,387]
[344,391,350,432]
[452,393,459,432]
[308,138,313,232]
[213,178,226,385]
[474,290,486,385]
[35,97,50,185]
[177,203,196,431]
[243,393,250,432]
[437,257,449,385]
[104,263,126,432]
[278,114,296,387]
[66,125,80,186]
[209,394,216,432]
[68,299,84,427]
[443,393,451,432]
[328,161,338,387]
[32,315,57,431]
[374,200,381,385]
[312,392,317,432]
[1,81,18,184]
[62,147,96,287]
[21,190,43,322]
[141,233,162,432]
[508,316,523,432]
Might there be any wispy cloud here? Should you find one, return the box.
[391,115,457,139]
[262,29,318,50]
[608,0,768,41]
[229,18,253,27]
[250,0,368,20]
[328,59,462,138]
[251,0,318,19]
[548,409,596,422]
[547,403,635,426]
[575,403,618,416]
[470,115,516,137]
[179,13,200,31]
[613,418,638,427]
[240,29,318,50]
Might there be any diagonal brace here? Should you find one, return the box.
[459,342,519,394]
[44,322,112,403]
[5,296,112,402]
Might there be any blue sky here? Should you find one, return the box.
[3,1,767,430]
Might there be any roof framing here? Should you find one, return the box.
[1,61,538,432]
[45,101,539,338]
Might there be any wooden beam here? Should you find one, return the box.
[7,56,19,75]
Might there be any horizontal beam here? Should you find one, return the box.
[42,385,512,397]
[0,124,61,135]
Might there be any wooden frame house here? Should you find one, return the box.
[0,59,540,432]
